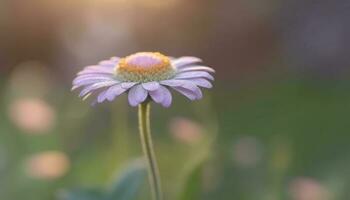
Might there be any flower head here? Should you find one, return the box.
[72,52,215,107]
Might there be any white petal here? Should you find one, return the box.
[110,57,120,62]
[177,66,215,73]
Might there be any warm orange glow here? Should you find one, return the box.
[25,151,70,180]
[9,98,56,134]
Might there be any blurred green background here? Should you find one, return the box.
[1,0,350,200]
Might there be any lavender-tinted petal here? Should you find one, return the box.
[128,96,138,107]
[142,82,160,91]
[73,76,113,84]
[186,78,213,88]
[160,80,184,87]
[121,82,137,89]
[73,78,110,88]
[77,71,112,76]
[162,78,212,89]
[73,74,113,84]
[79,81,118,97]
[105,84,127,101]
[98,57,120,67]
[78,68,114,75]
[134,85,148,102]
[149,86,172,107]
[128,85,148,106]
[97,90,109,103]
[74,73,113,79]
[178,82,203,99]
[73,77,114,88]
[160,86,172,107]
[84,65,113,71]
[177,65,215,73]
[149,88,164,103]
[172,87,197,100]
[78,65,110,75]
[172,57,202,69]
[73,79,110,89]
[174,71,214,81]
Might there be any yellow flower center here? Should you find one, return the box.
[115,52,175,82]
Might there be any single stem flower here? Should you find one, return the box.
[72,52,215,200]
[138,101,162,200]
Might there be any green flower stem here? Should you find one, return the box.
[138,102,163,200]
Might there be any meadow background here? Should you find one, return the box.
[0,0,350,200]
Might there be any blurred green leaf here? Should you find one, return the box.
[59,188,105,200]
[59,159,147,200]
[106,159,147,200]
[179,163,204,200]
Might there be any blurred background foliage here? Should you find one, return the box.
[0,0,350,199]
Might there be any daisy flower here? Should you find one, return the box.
[72,52,215,107]
[71,52,215,200]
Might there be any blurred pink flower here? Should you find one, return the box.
[288,177,331,200]
[9,98,56,134]
[169,117,204,144]
[25,151,70,180]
